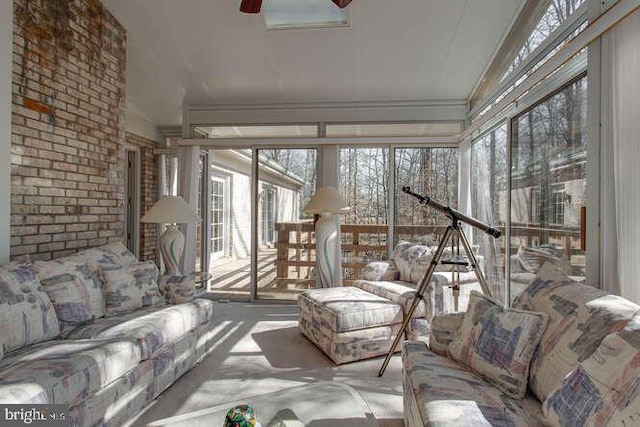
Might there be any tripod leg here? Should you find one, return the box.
[378,227,455,377]
[457,228,492,297]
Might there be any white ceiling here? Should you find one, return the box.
[102,0,526,127]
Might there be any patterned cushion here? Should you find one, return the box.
[103,261,161,317]
[517,245,562,273]
[100,241,139,267]
[448,291,549,399]
[0,338,140,406]
[353,280,427,318]
[391,242,478,285]
[392,242,432,283]
[543,313,640,426]
[402,340,546,426]
[298,287,403,333]
[67,246,124,273]
[429,312,465,356]
[513,263,639,402]
[159,275,196,304]
[360,261,400,281]
[33,261,94,335]
[66,299,214,359]
[0,262,59,352]
[299,313,403,364]
[33,255,104,320]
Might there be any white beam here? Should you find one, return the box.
[176,135,459,148]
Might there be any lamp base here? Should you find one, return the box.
[314,213,342,288]
[159,225,184,276]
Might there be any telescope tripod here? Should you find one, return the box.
[377,216,491,377]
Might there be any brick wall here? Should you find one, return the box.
[10,0,128,260]
[126,132,158,262]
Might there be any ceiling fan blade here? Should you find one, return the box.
[240,0,262,13]
[331,0,353,8]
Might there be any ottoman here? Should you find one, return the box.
[298,286,405,364]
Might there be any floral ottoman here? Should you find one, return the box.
[298,286,405,364]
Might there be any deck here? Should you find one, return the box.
[207,248,305,300]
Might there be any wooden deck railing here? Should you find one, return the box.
[274,221,584,290]
[274,222,450,288]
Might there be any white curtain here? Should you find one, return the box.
[178,145,201,275]
[458,137,473,240]
[610,9,640,303]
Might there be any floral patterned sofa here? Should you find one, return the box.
[0,242,216,427]
[402,262,640,426]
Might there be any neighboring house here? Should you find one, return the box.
[208,149,304,262]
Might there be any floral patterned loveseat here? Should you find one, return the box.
[402,262,640,426]
[0,242,216,427]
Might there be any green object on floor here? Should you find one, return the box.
[224,404,259,427]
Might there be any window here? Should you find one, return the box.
[394,147,458,245]
[505,0,587,78]
[551,184,566,225]
[210,176,227,258]
[340,147,390,227]
[261,185,276,246]
[509,75,587,300]
[530,187,541,223]
[471,123,508,301]
[263,0,349,30]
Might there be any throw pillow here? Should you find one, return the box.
[513,262,639,403]
[448,290,549,399]
[360,261,400,281]
[33,260,94,334]
[101,241,139,267]
[103,261,161,317]
[543,313,640,426]
[392,243,433,283]
[0,262,60,352]
[159,275,196,304]
[429,312,466,357]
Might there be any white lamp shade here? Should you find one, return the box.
[141,196,200,224]
[304,186,350,214]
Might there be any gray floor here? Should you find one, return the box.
[129,301,404,426]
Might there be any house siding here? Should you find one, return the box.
[10,0,128,260]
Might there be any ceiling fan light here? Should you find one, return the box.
[331,0,353,8]
[240,0,262,13]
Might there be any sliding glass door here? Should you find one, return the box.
[206,149,253,300]
[256,148,317,300]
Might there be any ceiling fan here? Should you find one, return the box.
[240,0,353,14]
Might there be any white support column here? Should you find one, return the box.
[0,1,12,264]
[319,145,340,188]
[178,146,201,275]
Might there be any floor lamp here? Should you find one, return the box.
[304,187,350,288]
[141,196,200,276]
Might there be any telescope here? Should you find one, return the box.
[378,186,500,377]
[401,186,501,239]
